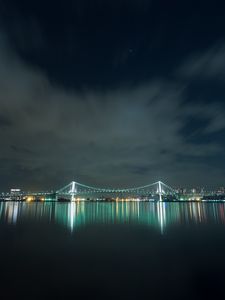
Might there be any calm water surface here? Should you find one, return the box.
[1,201,225,299]
[1,201,225,231]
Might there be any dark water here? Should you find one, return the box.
[1,201,225,299]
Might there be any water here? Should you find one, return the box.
[1,201,225,231]
[1,201,225,299]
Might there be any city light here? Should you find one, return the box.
[1,180,225,202]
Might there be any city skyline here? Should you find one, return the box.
[1,178,225,195]
[1,0,225,190]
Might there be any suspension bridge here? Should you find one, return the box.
[56,181,177,201]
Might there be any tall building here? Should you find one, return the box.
[10,189,21,201]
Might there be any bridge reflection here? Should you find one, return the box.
[1,202,225,233]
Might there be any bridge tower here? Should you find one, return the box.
[71,181,76,201]
[158,181,163,202]
[56,179,177,201]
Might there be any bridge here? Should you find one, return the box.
[56,181,177,201]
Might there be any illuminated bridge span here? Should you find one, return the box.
[56,181,177,201]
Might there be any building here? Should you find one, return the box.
[10,189,21,201]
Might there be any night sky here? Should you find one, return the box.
[1,0,225,191]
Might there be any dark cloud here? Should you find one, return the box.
[0,1,225,191]
[2,0,225,90]
[0,30,225,191]
[10,145,34,155]
[0,115,12,128]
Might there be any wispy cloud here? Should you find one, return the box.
[178,43,225,80]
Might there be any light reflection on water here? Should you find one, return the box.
[1,201,225,232]
[1,201,225,299]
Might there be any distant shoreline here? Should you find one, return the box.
[1,199,225,203]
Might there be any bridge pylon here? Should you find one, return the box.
[70,181,76,201]
[56,180,177,201]
[158,181,163,202]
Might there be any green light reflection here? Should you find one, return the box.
[1,202,225,233]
